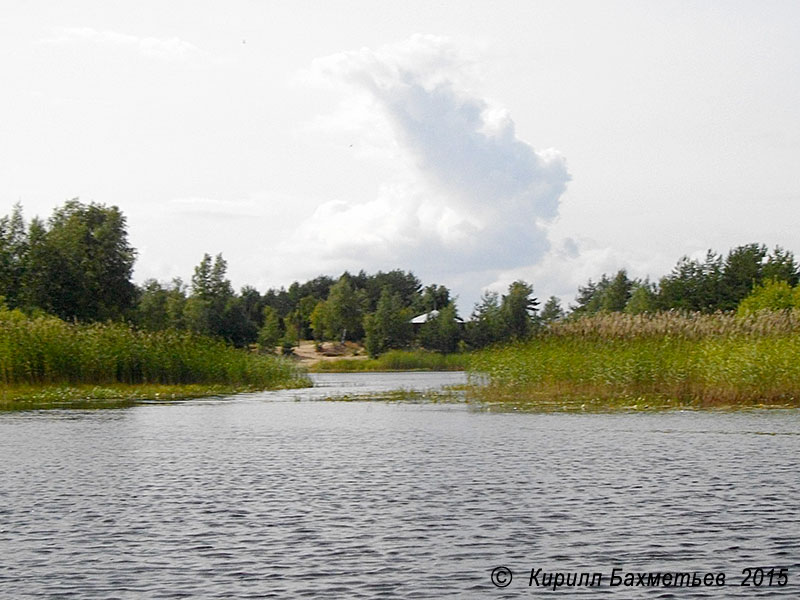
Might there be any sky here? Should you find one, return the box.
[2,1,799,313]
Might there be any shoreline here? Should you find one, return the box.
[0,380,311,411]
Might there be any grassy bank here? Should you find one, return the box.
[0,308,310,408]
[310,349,470,372]
[469,311,800,410]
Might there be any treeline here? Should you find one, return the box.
[0,201,477,354]
[567,244,800,317]
[3,200,799,358]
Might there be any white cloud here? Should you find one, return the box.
[168,197,260,219]
[40,27,205,62]
[289,34,570,295]
[486,236,672,309]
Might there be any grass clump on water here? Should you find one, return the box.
[0,307,310,407]
[469,310,800,410]
[310,349,470,372]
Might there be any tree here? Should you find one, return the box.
[287,295,321,340]
[600,270,633,312]
[624,280,656,314]
[183,295,214,336]
[186,253,256,345]
[418,284,451,313]
[540,296,565,324]
[418,301,461,353]
[466,290,504,348]
[570,277,607,317]
[500,280,539,339]
[737,279,800,315]
[762,246,799,286]
[656,251,723,312]
[0,203,28,308]
[136,279,171,331]
[239,285,264,327]
[309,300,328,342]
[219,296,258,347]
[257,306,282,352]
[363,287,412,357]
[164,278,188,329]
[320,275,364,341]
[719,243,768,311]
[192,253,233,299]
[20,200,136,321]
[363,270,422,312]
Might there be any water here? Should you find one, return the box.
[1,372,798,598]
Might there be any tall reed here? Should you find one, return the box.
[470,310,800,408]
[0,308,309,389]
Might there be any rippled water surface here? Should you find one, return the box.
[1,372,799,598]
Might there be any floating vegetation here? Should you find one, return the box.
[317,385,469,404]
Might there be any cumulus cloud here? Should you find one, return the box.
[40,27,205,62]
[293,34,570,289]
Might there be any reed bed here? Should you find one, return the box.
[469,310,800,409]
[0,308,310,391]
[311,350,470,372]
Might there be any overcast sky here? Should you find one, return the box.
[2,1,799,312]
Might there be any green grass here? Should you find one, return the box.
[469,310,800,410]
[310,349,470,372]
[0,307,310,408]
[0,382,294,411]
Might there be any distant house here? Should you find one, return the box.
[409,310,465,330]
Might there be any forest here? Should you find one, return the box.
[2,200,800,359]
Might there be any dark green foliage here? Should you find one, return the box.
[466,290,504,348]
[286,295,321,340]
[418,302,461,353]
[600,270,633,311]
[362,270,422,312]
[19,200,137,321]
[239,285,265,327]
[364,287,413,357]
[571,278,599,316]
[652,245,797,314]
[624,280,657,314]
[257,306,282,351]
[418,284,451,312]
[571,270,632,316]
[762,247,799,286]
[655,251,723,312]
[318,274,364,341]
[0,203,28,308]
[500,280,539,339]
[182,253,258,346]
[540,295,565,323]
[135,279,172,331]
[719,243,768,310]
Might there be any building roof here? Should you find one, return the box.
[409,310,465,324]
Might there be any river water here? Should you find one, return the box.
[1,372,798,598]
